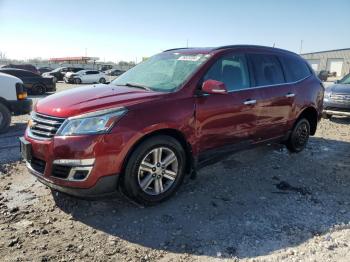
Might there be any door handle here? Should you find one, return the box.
[243,99,257,105]
[285,93,295,98]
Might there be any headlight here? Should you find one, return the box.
[324,91,331,100]
[57,107,127,136]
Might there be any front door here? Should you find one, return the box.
[195,53,259,160]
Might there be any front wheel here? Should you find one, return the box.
[122,135,186,205]
[286,118,310,153]
[99,78,106,84]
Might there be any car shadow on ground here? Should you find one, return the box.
[52,137,350,258]
[329,116,350,125]
[0,123,27,165]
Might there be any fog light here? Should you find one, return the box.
[73,170,89,180]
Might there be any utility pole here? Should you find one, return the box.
[299,40,303,54]
[85,48,87,57]
[186,39,189,48]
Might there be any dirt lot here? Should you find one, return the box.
[0,83,350,261]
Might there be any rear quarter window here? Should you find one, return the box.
[279,55,311,82]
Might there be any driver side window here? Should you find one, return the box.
[203,54,250,91]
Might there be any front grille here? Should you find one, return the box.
[330,94,350,102]
[30,112,66,139]
[325,107,350,113]
[30,157,46,174]
[52,164,71,179]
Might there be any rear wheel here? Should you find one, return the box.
[74,78,82,84]
[0,103,11,134]
[122,135,186,205]
[286,118,310,153]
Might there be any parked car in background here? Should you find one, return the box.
[64,70,107,84]
[0,72,32,133]
[37,67,53,75]
[317,70,337,82]
[1,64,40,74]
[99,64,113,71]
[323,73,350,118]
[0,68,56,95]
[42,67,84,82]
[105,69,125,76]
[21,45,323,205]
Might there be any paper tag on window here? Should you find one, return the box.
[177,55,202,61]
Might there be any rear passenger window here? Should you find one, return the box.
[249,54,285,86]
[203,54,250,91]
[86,71,98,75]
[279,55,311,82]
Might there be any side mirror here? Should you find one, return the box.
[202,80,228,95]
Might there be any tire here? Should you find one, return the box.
[286,118,310,153]
[325,114,332,119]
[33,84,46,95]
[122,135,186,205]
[99,78,106,84]
[0,103,11,134]
[74,78,82,84]
[52,77,57,83]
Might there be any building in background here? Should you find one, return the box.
[49,56,99,69]
[301,48,350,79]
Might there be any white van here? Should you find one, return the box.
[0,72,32,133]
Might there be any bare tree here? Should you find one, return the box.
[0,51,7,60]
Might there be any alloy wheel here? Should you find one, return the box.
[137,147,178,196]
[294,122,309,148]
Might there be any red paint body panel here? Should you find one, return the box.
[25,46,324,193]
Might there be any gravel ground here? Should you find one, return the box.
[0,82,349,261]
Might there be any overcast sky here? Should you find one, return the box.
[0,0,349,63]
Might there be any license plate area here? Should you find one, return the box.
[19,137,32,162]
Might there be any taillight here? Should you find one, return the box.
[16,83,27,100]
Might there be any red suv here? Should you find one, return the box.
[20,45,324,205]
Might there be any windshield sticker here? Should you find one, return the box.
[177,55,202,61]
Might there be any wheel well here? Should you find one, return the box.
[0,97,10,111]
[120,129,194,181]
[297,107,318,135]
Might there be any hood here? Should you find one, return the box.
[0,72,23,84]
[35,84,164,118]
[327,84,350,94]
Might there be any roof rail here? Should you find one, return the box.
[214,45,296,55]
[163,47,192,52]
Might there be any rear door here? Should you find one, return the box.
[247,53,295,141]
[84,71,99,83]
[195,52,259,157]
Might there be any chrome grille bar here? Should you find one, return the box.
[29,112,66,139]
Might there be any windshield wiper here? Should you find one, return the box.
[124,82,152,91]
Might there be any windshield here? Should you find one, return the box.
[339,74,350,84]
[111,52,210,92]
[52,67,62,73]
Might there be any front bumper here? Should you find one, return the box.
[323,99,350,117]
[22,131,128,197]
[63,77,75,83]
[8,99,32,115]
[27,161,119,198]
